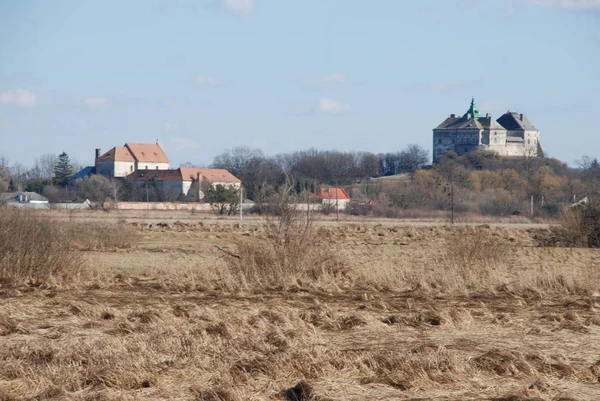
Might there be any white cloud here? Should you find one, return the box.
[221,0,256,14]
[528,0,600,9]
[319,97,351,115]
[0,88,37,107]
[193,75,222,87]
[164,122,178,132]
[84,97,109,109]
[321,72,349,84]
[171,136,201,150]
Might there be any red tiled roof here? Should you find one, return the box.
[127,169,183,182]
[125,143,169,164]
[96,146,135,162]
[310,187,350,200]
[180,168,241,183]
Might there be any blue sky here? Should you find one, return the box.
[1,0,599,167]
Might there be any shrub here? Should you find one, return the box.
[0,209,84,286]
[224,185,348,290]
[551,202,600,248]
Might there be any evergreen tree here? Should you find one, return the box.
[53,152,74,187]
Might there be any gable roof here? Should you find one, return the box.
[311,187,350,200]
[125,143,169,164]
[496,112,538,131]
[72,166,95,179]
[435,115,505,131]
[96,146,135,163]
[127,169,183,182]
[180,168,241,183]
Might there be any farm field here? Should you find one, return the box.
[1,211,600,400]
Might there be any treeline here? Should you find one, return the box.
[209,145,429,200]
[351,151,600,217]
[3,146,600,218]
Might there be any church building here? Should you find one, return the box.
[432,98,542,162]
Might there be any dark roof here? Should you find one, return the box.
[72,166,95,179]
[127,169,183,182]
[496,112,538,131]
[435,115,505,130]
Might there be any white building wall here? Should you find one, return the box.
[95,161,135,177]
[114,161,136,177]
[135,162,170,171]
[198,181,242,200]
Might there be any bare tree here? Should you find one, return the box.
[35,154,58,180]
[75,175,113,208]
[399,144,429,174]
[211,147,264,178]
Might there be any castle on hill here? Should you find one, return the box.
[432,98,542,162]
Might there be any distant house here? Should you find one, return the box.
[95,142,170,178]
[1,192,50,209]
[310,187,351,211]
[181,168,242,200]
[128,167,241,200]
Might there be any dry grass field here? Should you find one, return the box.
[1,210,600,400]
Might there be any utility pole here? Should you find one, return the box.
[450,179,454,225]
[336,182,339,222]
[530,195,534,217]
[239,185,243,223]
[145,181,150,222]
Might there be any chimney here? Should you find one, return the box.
[519,113,524,121]
[466,113,471,119]
[486,113,490,118]
[95,148,101,160]
[450,113,456,118]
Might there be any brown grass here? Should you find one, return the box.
[0,209,83,286]
[1,211,599,400]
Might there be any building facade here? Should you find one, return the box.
[127,167,242,200]
[95,143,170,178]
[433,98,541,162]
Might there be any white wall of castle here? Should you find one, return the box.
[96,161,135,177]
[434,128,540,161]
[135,162,170,171]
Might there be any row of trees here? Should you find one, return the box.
[351,150,600,217]
[3,146,600,217]
[209,145,429,200]
[0,152,77,194]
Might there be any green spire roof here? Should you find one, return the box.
[463,97,482,118]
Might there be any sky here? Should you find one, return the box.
[1,0,599,168]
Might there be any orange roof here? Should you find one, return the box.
[180,168,241,183]
[311,187,350,200]
[125,143,169,164]
[96,146,135,162]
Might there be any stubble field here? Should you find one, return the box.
[1,210,600,400]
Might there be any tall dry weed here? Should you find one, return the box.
[0,209,83,286]
[547,203,600,248]
[62,220,139,250]
[224,185,348,290]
